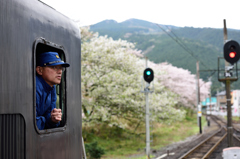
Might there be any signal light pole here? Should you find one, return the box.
[223,19,232,147]
[145,83,150,159]
[222,19,240,147]
[142,59,154,159]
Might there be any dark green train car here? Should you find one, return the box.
[0,0,82,158]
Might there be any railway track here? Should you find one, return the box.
[179,127,226,159]
[179,115,227,159]
[153,115,240,159]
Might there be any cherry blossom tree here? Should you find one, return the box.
[81,27,210,129]
[152,62,211,108]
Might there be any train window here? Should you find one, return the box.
[34,38,67,133]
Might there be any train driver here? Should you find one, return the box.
[35,52,70,130]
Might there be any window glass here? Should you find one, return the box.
[34,39,67,133]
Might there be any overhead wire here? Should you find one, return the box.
[156,24,208,69]
[156,24,216,79]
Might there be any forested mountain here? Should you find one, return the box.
[90,18,240,95]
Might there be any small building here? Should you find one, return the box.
[201,97,217,112]
[231,90,240,116]
[216,91,227,111]
[215,90,240,116]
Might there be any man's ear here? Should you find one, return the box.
[36,66,43,75]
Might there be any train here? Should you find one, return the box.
[0,0,82,158]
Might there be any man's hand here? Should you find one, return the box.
[51,108,62,123]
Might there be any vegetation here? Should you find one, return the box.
[83,113,206,159]
[90,18,240,95]
[85,141,105,159]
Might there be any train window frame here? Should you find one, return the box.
[33,37,67,134]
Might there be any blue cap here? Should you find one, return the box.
[37,52,70,67]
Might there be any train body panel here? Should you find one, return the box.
[0,0,82,158]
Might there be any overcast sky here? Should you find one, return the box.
[41,0,240,30]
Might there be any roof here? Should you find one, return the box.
[201,97,217,105]
[216,90,240,96]
[216,91,226,96]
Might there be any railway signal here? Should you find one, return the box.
[143,68,154,83]
[141,65,154,158]
[224,40,240,64]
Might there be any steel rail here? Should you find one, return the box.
[178,115,239,159]
[209,115,227,129]
[234,134,240,142]
[178,127,223,159]
[202,132,227,158]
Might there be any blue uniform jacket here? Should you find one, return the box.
[36,75,60,130]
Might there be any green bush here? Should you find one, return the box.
[85,141,105,159]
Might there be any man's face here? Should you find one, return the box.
[37,65,64,87]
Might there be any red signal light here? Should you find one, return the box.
[229,52,236,58]
[224,40,240,64]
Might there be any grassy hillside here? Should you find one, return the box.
[89,19,240,94]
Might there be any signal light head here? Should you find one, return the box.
[224,40,240,64]
[143,68,154,83]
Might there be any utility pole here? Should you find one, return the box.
[196,61,202,134]
[209,93,212,115]
[223,19,233,147]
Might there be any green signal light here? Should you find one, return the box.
[146,71,151,75]
[143,68,154,83]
